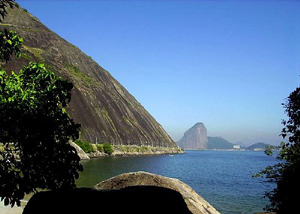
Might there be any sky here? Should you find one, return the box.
[18,0,300,146]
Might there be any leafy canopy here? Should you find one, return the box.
[0,0,22,62]
[0,63,82,207]
[103,143,113,155]
[0,0,82,207]
[0,29,23,62]
[257,87,300,213]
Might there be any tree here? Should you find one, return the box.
[103,143,113,155]
[0,1,22,62]
[0,1,82,207]
[257,87,300,213]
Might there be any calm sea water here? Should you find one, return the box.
[76,150,277,214]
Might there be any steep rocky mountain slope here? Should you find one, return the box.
[177,123,208,150]
[1,6,176,147]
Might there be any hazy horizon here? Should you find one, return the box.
[18,0,300,146]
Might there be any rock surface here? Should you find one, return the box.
[177,123,208,150]
[95,171,220,214]
[22,171,220,214]
[23,187,192,214]
[1,6,176,148]
[69,141,90,160]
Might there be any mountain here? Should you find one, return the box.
[1,6,176,148]
[207,137,234,150]
[247,142,273,151]
[177,123,208,150]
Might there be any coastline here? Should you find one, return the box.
[2,151,273,214]
[88,145,185,158]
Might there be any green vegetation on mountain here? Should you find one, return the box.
[75,140,113,155]
[75,139,96,153]
[247,142,273,151]
[207,137,234,149]
[103,143,114,155]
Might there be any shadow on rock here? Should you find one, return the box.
[23,186,192,214]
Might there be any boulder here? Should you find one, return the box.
[70,141,90,160]
[23,186,192,214]
[95,171,220,214]
[23,171,220,214]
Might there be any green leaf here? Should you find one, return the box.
[0,61,81,207]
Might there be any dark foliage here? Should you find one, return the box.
[0,0,23,63]
[257,87,300,213]
[75,139,95,153]
[0,1,83,207]
[0,29,23,62]
[0,63,82,207]
[103,142,113,155]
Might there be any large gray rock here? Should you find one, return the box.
[95,171,220,214]
[177,123,208,150]
[23,186,192,214]
[70,141,90,160]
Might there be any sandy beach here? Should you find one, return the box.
[0,200,24,214]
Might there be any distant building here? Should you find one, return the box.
[233,145,241,150]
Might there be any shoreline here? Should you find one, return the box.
[87,145,185,159]
[0,199,27,214]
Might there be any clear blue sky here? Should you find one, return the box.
[18,0,300,146]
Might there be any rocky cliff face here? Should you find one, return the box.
[1,7,176,147]
[177,123,208,150]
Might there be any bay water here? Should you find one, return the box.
[76,150,277,214]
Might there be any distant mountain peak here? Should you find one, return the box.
[247,142,273,150]
[193,122,204,127]
[177,122,208,150]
